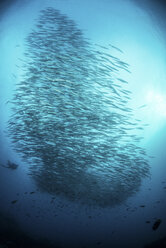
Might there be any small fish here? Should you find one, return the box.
[7,160,19,169]
[117,78,128,84]
[152,219,161,230]
[109,44,124,54]
[0,160,18,170]
[5,100,11,105]
[11,200,18,204]
[12,73,17,78]
[94,44,108,50]
[138,104,147,109]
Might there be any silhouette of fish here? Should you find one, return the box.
[7,7,150,207]
[152,219,161,230]
[0,160,18,170]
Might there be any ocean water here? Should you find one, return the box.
[0,0,166,247]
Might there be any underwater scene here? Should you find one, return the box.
[0,0,166,247]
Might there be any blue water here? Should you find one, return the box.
[0,0,166,247]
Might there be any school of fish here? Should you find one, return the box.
[7,7,150,207]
